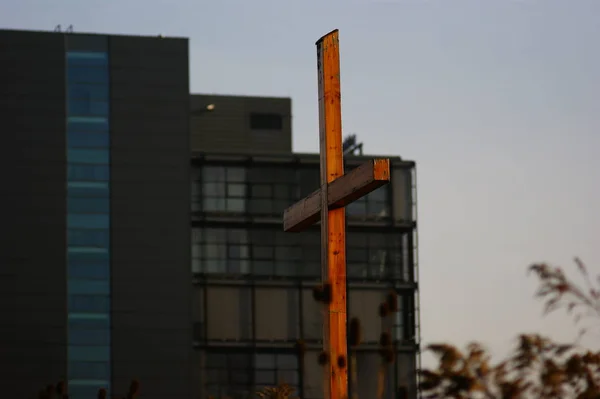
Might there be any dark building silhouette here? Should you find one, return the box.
[0,29,191,399]
[0,28,420,399]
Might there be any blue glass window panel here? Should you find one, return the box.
[68,214,109,229]
[68,247,108,255]
[68,250,109,263]
[68,119,109,133]
[68,182,109,198]
[67,67,109,84]
[69,315,109,330]
[68,379,110,389]
[68,261,109,280]
[68,165,109,181]
[68,361,110,381]
[68,327,110,346]
[68,384,107,399]
[69,100,109,117]
[68,149,109,164]
[68,229,109,248]
[68,197,109,213]
[69,280,110,295]
[68,131,109,148]
[67,51,108,61]
[69,345,110,362]
[69,294,110,314]
[67,51,107,59]
[68,182,108,189]
[68,83,108,102]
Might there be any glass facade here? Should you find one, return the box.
[192,226,411,281]
[65,45,111,398]
[192,158,419,399]
[202,351,298,398]
[191,164,393,220]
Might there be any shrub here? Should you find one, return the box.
[419,258,600,399]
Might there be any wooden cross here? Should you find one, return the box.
[283,29,391,399]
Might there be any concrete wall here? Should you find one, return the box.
[108,35,192,399]
[190,94,292,154]
[0,29,68,397]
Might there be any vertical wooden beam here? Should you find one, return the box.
[316,29,348,399]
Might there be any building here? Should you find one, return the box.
[190,94,420,399]
[0,29,192,399]
[191,94,292,155]
[0,28,420,399]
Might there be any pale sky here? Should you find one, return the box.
[3,0,599,367]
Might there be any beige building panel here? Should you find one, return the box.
[349,289,385,343]
[302,350,324,399]
[191,94,292,154]
[206,286,251,340]
[302,288,323,340]
[391,166,413,222]
[255,287,299,340]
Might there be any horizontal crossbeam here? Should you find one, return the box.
[283,158,390,232]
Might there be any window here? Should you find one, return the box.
[67,214,109,229]
[192,228,249,275]
[68,384,109,399]
[346,231,402,280]
[255,288,300,340]
[68,261,110,280]
[192,226,322,278]
[255,353,299,392]
[251,230,303,277]
[66,47,111,395]
[302,288,322,340]
[297,167,319,198]
[67,66,109,84]
[68,131,110,148]
[402,233,414,282]
[394,296,405,341]
[68,361,110,380]
[69,328,110,346]
[68,182,109,198]
[206,287,252,340]
[348,289,384,343]
[68,119,109,133]
[68,99,109,117]
[204,352,253,399]
[203,351,299,399]
[67,51,108,63]
[69,279,110,295]
[68,345,110,362]
[68,164,109,181]
[250,113,283,130]
[356,352,395,399]
[68,197,110,214]
[68,84,109,103]
[68,250,109,263]
[201,166,246,213]
[346,179,390,221]
[247,167,296,216]
[69,295,110,314]
[67,149,109,164]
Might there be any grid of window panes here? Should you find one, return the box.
[192,227,319,278]
[200,349,413,399]
[65,49,111,398]
[203,351,298,399]
[392,293,416,343]
[192,163,390,220]
[192,226,408,280]
[345,165,391,221]
[195,284,415,347]
[200,166,246,213]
